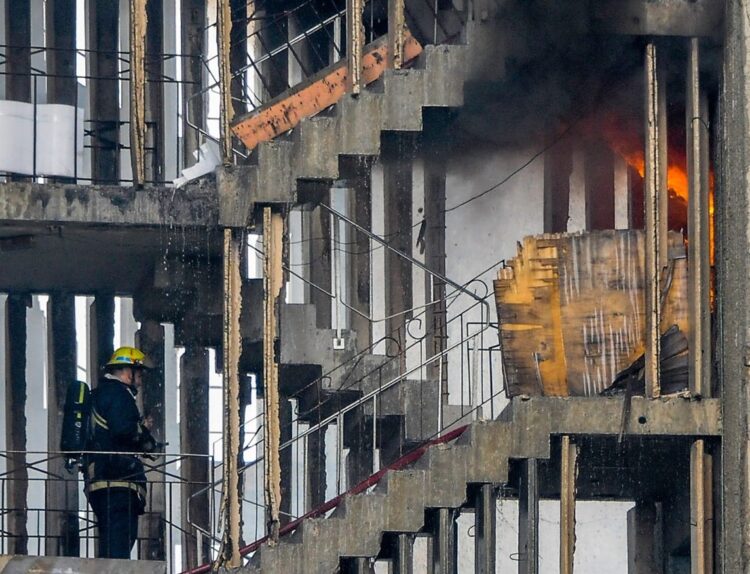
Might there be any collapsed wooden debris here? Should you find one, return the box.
[493,230,689,397]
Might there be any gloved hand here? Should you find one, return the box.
[138,423,158,453]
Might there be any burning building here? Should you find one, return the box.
[0,0,741,573]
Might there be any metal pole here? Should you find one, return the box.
[644,43,663,398]
[687,38,711,398]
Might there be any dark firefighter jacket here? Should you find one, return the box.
[85,375,153,509]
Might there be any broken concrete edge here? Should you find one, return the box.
[0,178,219,227]
[0,555,167,574]
[215,165,295,228]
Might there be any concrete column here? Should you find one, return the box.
[344,410,374,488]
[88,294,114,386]
[614,156,632,230]
[279,394,293,526]
[5,294,28,555]
[627,501,663,574]
[394,533,414,574]
[136,319,166,560]
[145,0,165,183]
[258,3,288,100]
[568,145,586,232]
[348,162,373,350]
[310,196,333,329]
[88,0,120,183]
[432,508,457,574]
[423,157,447,385]
[474,484,496,574]
[383,144,413,366]
[518,458,539,574]
[544,143,572,233]
[718,4,750,570]
[230,0,247,119]
[584,141,615,230]
[45,294,79,556]
[46,0,77,106]
[181,0,206,168]
[287,7,314,86]
[180,347,211,569]
[5,0,31,103]
[306,426,327,511]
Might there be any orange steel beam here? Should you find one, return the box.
[231,31,422,151]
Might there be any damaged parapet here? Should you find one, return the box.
[494,230,688,397]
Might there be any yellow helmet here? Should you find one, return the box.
[105,346,152,369]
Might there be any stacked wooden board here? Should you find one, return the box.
[494,230,689,397]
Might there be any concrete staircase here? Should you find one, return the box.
[220,44,468,227]
[243,402,546,572]
[237,395,721,572]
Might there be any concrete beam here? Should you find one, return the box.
[45,294,79,556]
[591,0,723,38]
[4,295,29,555]
[511,397,721,438]
[0,180,219,226]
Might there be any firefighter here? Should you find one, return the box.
[85,346,158,559]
